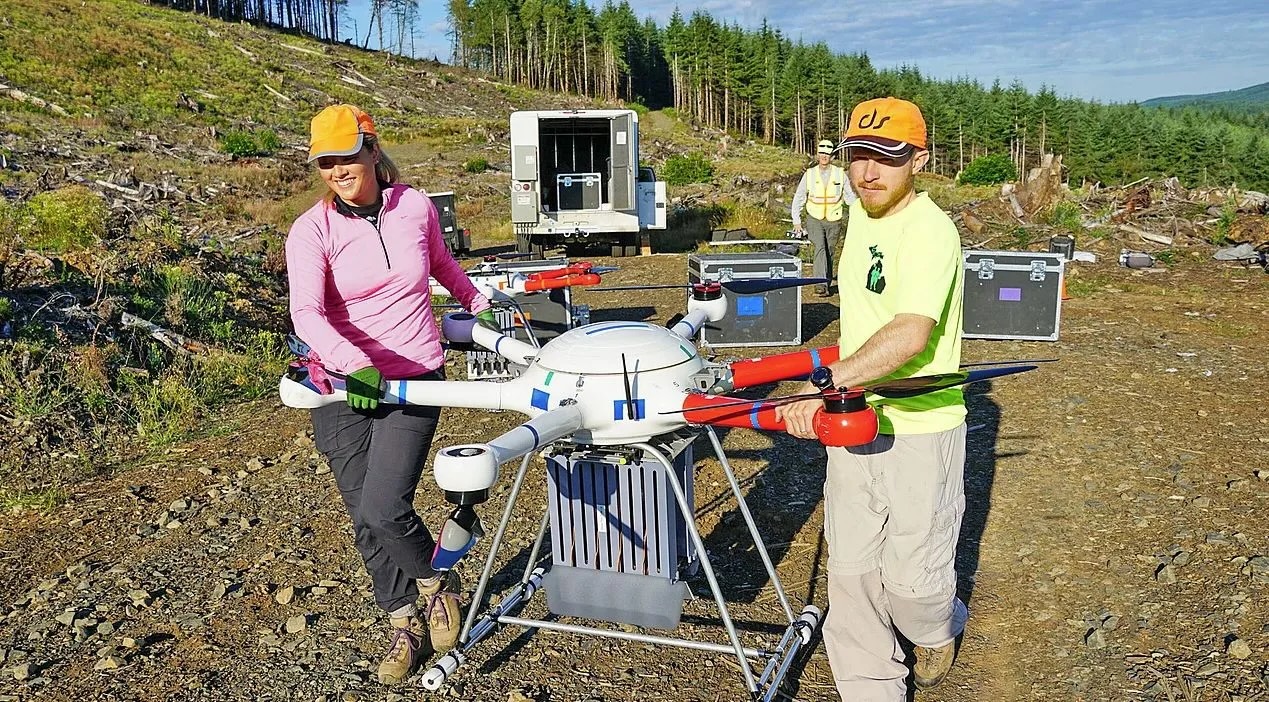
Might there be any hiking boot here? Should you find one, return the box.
[913,640,957,689]
[420,571,463,653]
[377,615,427,685]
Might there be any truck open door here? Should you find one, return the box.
[609,112,634,213]
[637,167,667,230]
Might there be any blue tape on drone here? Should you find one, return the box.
[809,348,821,369]
[612,399,646,420]
[523,423,541,448]
[531,389,550,410]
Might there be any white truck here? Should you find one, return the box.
[509,109,667,257]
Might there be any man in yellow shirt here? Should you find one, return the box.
[792,139,856,296]
[777,97,966,701]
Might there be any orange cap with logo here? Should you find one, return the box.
[841,97,927,156]
[308,104,377,162]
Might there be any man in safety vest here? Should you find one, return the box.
[792,138,856,296]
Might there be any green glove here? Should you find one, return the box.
[345,366,383,411]
[475,309,501,333]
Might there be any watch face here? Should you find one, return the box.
[810,366,833,389]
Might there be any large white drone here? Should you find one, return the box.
[278,268,1037,699]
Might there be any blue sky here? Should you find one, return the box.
[345,0,1268,103]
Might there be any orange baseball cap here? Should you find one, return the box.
[841,97,927,156]
[308,104,377,162]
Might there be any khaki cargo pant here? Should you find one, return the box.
[821,423,969,701]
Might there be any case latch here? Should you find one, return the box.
[1030,260,1047,282]
[977,258,994,280]
[768,266,786,279]
[717,267,734,282]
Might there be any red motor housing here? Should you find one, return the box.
[680,390,879,447]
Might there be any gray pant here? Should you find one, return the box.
[312,370,444,614]
[821,424,968,700]
[804,215,842,286]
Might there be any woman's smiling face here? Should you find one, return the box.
[317,145,380,206]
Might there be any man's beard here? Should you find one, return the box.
[855,171,915,217]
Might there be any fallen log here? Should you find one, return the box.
[0,82,69,116]
[1117,223,1173,246]
[263,84,293,103]
[121,312,209,355]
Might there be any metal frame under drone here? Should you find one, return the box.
[278,272,1040,699]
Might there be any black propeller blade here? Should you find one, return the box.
[591,277,828,294]
[959,358,1058,368]
[865,365,1038,398]
[658,364,1039,415]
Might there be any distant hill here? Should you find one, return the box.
[1141,82,1269,112]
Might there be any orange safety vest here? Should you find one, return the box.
[804,165,846,222]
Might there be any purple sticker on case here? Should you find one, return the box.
[999,287,1022,301]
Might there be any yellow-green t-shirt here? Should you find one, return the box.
[837,193,965,434]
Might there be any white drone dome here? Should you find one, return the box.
[533,321,700,375]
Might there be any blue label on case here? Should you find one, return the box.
[999,287,1022,302]
[736,296,765,317]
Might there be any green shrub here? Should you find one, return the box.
[257,129,283,154]
[1042,200,1083,234]
[219,129,281,157]
[1212,197,1237,245]
[25,186,109,252]
[220,130,259,157]
[463,157,489,173]
[959,153,1017,186]
[662,153,714,186]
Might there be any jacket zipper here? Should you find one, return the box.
[373,200,390,269]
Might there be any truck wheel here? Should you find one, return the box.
[610,233,638,258]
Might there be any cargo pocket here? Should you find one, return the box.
[922,498,964,580]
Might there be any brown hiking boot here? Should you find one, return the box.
[420,571,463,653]
[913,640,957,689]
[377,615,428,685]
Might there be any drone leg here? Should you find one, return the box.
[459,451,535,643]
[704,426,795,623]
[419,567,546,692]
[632,441,760,696]
[758,605,823,700]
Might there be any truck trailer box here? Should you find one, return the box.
[687,252,804,348]
[962,250,1064,341]
[510,109,665,257]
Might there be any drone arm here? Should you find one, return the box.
[680,393,786,432]
[486,405,585,464]
[726,345,841,390]
[470,325,539,365]
[433,405,586,500]
[679,392,879,447]
[522,273,601,292]
[279,368,517,411]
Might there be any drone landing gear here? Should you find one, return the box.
[419,428,822,700]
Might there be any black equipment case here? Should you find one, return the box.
[687,252,804,348]
[962,250,1064,341]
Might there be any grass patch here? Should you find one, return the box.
[0,487,65,513]
[919,175,996,211]
[0,186,110,254]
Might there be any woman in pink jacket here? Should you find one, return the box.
[285,104,494,685]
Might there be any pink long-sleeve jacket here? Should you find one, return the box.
[285,183,490,378]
